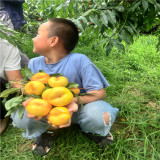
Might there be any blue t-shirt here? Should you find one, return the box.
[28,53,110,93]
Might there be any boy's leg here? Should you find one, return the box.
[11,109,49,139]
[72,100,119,146]
[11,109,56,156]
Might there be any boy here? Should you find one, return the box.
[11,18,119,156]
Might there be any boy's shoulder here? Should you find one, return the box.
[68,53,92,69]
[29,53,91,66]
[69,53,91,63]
[29,56,43,63]
[28,56,44,69]
[70,52,87,58]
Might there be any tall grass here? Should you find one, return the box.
[0,35,160,160]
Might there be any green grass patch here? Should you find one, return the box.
[0,35,160,160]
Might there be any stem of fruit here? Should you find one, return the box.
[75,94,83,109]
[9,80,26,86]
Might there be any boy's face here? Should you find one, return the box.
[32,22,52,55]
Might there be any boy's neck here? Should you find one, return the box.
[44,50,68,64]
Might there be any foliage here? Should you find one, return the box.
[71,0,160,54]
[22,0,160,55]
[0,67,32,118]
[0,0,159,56]
[0,24,34,59]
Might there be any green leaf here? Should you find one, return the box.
[82,8,97,17]
[24,66,34,79]
[67,82,79,89]
[128,22,138,33]
[20,77,28,84]
[55,4,63,11]
[18,105,25,119]
[119,29,131,44]
[2,98,7,106]
[76,19,84,32]
[106,40,113,56]
[89,15,99,26]
[148,0,157,5]
[44,83,51,89]
[106,10,116,25]
[156,36,160,52]
[22,96,30,102]
[115,5,124,12]
[5,107,18,117]
[73,2,78,11]
[5,95,23,111]
[113,40,125,52]
[80,16,88,24]
[125,26,134,34]
[0,29,17,47]
[130,1,141,12]
[38,70,45,73]
[79,16,88,28]
[63,2,69,11]
[0,24,17,34]
[92,38,109,49]
[49,73,63,77]
[142,0,148,12]
[0,88,19,98]
[26,94,41,99]
[100,11,108,27]
[5,82,11,89]
[155,2,160,12]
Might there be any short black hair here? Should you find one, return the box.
[48,18,79,53]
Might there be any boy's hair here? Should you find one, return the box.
[48,18,79,53]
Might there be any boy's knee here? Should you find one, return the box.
[103,112,110,125]
[80,107,110,126]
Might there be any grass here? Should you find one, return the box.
[0,35,160,160]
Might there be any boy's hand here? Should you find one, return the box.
[48,101,78,129]
[66,101,79,113]
[22,97,34,107]
[23,98,78,127]
[27,113,43,121]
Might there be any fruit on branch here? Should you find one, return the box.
[48,76,68,87]
[48,107,71,126]
[26,98,52,117]
[31,72,50,84]
[70,87,80,95]
[42,87,73,106]
[25,81,45,95]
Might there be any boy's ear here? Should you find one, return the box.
[50,36,59,47]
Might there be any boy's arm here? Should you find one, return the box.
[73,88,106,105]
